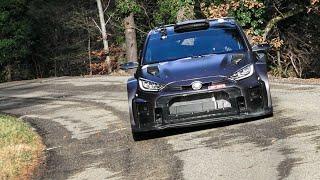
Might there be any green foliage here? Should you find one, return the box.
[201,0,266,36]
[153,0,193,24]
[0,0,319,81]
[0,114,44,179]
[229,2,266,35]
[0,0,32,65]
[26,0,96,78]
[116,0,141,16]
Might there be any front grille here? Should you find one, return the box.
[156,88,241,124]
[168,92,232,116]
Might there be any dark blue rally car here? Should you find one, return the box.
[121,18,273,140]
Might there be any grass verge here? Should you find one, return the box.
[0,114,45,179]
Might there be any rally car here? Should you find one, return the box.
[121,18,273,140]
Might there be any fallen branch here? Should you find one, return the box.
[263,7,304,40]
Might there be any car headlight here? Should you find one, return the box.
[139,78,164,91]
[230,64,254,81]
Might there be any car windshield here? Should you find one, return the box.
[143,28,246,64]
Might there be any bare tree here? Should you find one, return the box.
[87,18,92,76]
[96,0,111,73]
[124,13,138,63]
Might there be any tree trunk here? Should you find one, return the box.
[276,50,282,77]
[96,0,111,73]
[54,59,57,77]
[88,31,92,76]
[124,13,138,63]
[5,65,12,82]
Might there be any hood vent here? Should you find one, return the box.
[231,54,245,65]
[147,65,160,76]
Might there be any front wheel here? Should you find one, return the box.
[132,131,143,141]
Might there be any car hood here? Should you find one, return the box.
[140,53,251,84]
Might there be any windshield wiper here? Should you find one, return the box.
[191,55,205,58]
[145,54,210,65]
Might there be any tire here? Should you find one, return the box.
[267,107,274,117]
[132,131,143,141]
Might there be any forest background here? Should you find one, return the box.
[0,0,319,82]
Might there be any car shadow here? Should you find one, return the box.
[134,114,273,141]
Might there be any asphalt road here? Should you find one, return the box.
[0,76,319,180]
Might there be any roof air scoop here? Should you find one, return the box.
[174,19,210,33]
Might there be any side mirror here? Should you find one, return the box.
[119,61,139,70]
[252,44,271,53]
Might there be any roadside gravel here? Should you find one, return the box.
[0,76,319,180]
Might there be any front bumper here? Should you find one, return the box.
[129,76,272,132]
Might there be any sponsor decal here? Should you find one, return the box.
[208,84,226,90]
